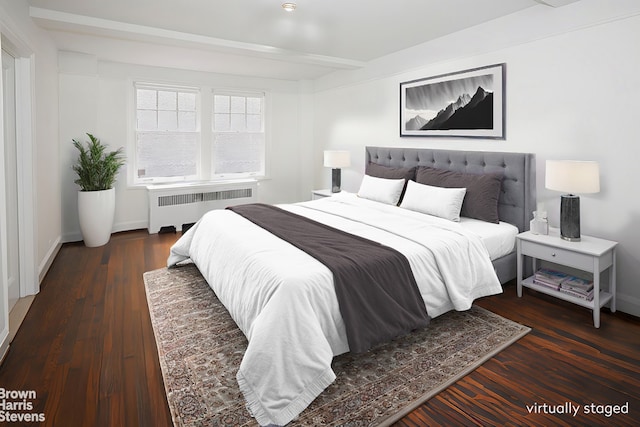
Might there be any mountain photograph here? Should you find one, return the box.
[401,64,504,138]
[421,86,493,130]
[405,114,429,130]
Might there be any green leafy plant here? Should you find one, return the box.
[72,133,126,191]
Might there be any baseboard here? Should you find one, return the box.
[63,220,149,244]
[39,236,62,283]
[113,220,148,234]
[616,292,640,318]
[61,231,82,244]
[0,342,9,365]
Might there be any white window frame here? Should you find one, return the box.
[132,82,201,185]
[211,90,266,179]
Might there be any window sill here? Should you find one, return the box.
[127,176,268,191]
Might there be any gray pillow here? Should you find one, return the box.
[365,163,416,205]
[365,163,416,181]
[415,166,503,223]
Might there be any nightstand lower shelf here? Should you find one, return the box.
[520,276,613,311]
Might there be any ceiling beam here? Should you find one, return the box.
[29,6,366,70]
[534,0,581,7]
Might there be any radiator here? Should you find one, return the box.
[147,179,258,233]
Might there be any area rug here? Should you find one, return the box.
[143,264,530,427]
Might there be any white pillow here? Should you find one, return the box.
[400,180,467,221]
[357,175,406,205]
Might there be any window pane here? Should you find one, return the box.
[178,92,196,111]
[158,111,178,130]
[137,89,157,109]
[158,91,176,110]
[178,111,197,131]
[246,114,261,132]
[214,113,230,131]
[246,97,261,114]
[213,133,264,174]
[230,96,245,113]
[230,114,246,131]
[137,132,198,178]
[214,95,229,113]
[135,84,201,183]
[137,110,157,130]
[211,92,265,177]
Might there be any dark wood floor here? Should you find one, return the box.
[1,230,638,426]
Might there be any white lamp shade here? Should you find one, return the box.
[545,160,600,194]
[324,150,351,168]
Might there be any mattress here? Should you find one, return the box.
[459,217,519,261]
[327,192,518,261]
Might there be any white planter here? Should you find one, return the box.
[78,188,116,247]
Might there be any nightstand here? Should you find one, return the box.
[516,229,618,328]
[311,189,334,200]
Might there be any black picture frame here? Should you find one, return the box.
[400,63,506,139]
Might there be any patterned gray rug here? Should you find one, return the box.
[144,264,530,427]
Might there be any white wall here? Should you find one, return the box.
[313,1,640,316]
[59,57,313,241]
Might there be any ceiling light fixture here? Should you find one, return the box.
[282,2,297,12]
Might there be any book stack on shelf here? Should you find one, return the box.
[560,276,595,301]
[533,268,595,301]
[533,268,569,290]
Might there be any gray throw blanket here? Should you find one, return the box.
[228,203,430,353]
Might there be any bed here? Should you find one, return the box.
[168,147,536,426]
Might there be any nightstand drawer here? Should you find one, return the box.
[520,240,593,271]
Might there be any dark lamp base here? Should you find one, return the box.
[560,194,580,241]
[331,168,342,193]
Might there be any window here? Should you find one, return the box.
[131,84,267,185]
[134,83,200,183]
[212,92,265,177]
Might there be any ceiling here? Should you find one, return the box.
[28,0,552,80]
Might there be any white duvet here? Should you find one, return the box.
[167,193,502,426]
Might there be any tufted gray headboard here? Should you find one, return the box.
[365,146,536,233]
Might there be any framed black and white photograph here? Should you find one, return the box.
[400,63,506,139]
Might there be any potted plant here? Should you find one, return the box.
[72,133,126,247]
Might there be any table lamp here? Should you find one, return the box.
[323,150,351,193]
[545,160,600,241]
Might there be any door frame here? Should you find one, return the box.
[1,30,38,299]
